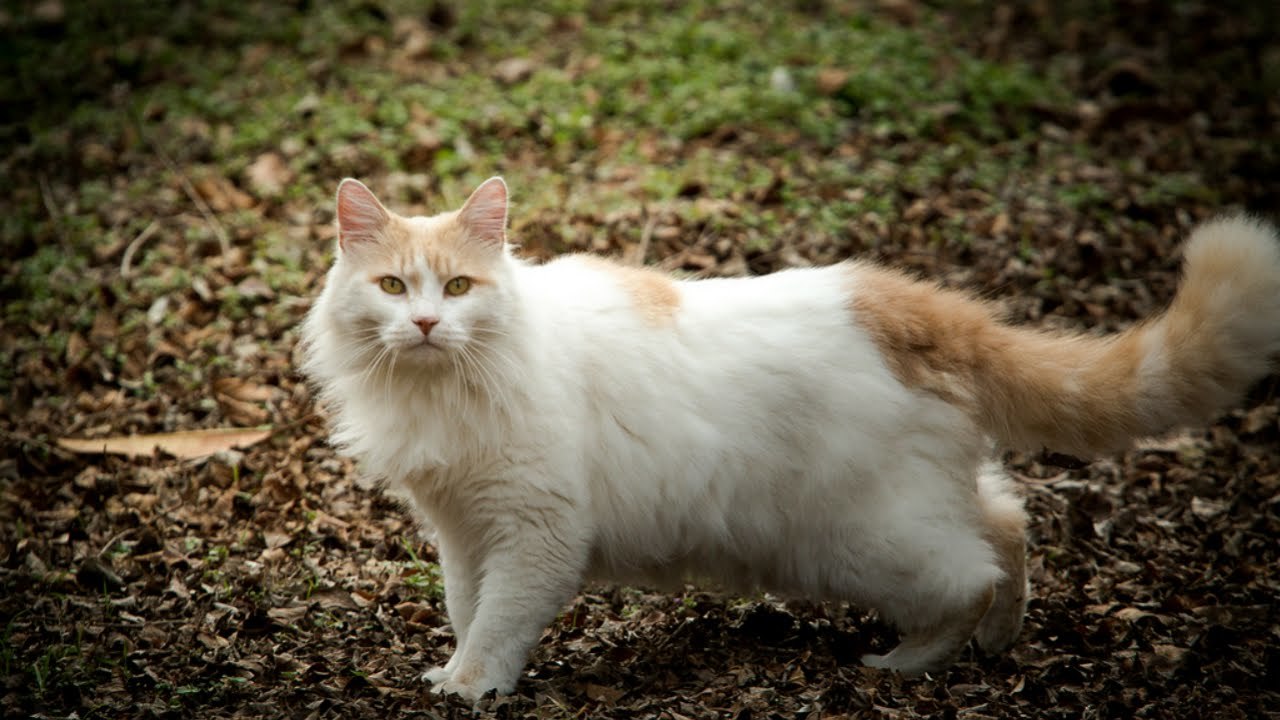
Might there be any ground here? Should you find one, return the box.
[2,1,1279,718]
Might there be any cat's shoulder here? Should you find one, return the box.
[539,254,681,326]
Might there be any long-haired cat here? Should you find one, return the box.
[300,177,1280,700]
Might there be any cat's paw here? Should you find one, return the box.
[860,652,900,672]
[430,676,511,702]
[421,666,451,685]
[860,648,947,677]
[973,606,1024,654]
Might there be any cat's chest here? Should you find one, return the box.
[335,382,512,482]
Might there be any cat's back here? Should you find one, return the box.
[522,254,859,341]
[514,256,904,434]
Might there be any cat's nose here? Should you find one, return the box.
[412,317,439,336]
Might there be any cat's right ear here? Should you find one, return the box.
[336,178,391,250]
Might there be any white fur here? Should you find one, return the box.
[301,191,1020,699]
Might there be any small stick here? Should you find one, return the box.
[120,220,159,278]
[146,133,233,270]
[38,173,65,239]
[633,209,657,267]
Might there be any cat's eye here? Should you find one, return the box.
[379,276,406,295]
[444,276,472,296]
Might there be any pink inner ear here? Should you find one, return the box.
[459,177,508,246]
[336,179,390,248]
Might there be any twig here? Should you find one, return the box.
[119,220,159,279]
[147,135,233,270]
[98,529,136,558]
[633,208,657,267]
[37,173,64,236]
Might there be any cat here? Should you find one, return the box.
[300,176,1280,701]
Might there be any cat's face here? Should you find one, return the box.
[322,178,513,370]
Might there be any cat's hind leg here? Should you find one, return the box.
[861,586,993,675]
[972,462,1029,654]
[853,465,1004,675]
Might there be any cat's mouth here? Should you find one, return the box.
[411,338,446,354]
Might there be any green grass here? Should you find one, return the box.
[401,539,445,601]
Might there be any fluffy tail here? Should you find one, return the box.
[851,216,1280,457]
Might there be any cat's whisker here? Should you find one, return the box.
[355,343,395,391]
[382,349,401,409]
[454,345,492,400]
[464,350,509,411]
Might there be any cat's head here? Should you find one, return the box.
[315,177,516,371]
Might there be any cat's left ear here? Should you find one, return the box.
[458,177,508,249]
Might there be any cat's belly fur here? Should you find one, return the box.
[577,389,986,603]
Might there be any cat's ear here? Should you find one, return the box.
[336,178,391,250]
[458,177,508,248]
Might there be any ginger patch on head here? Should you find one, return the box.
[578,256,681,326]
[390,212,502,286]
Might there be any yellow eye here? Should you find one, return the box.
[444,276,471,296]
[379,276,406,295]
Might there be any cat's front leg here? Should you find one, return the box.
[421,534,480,686]
[431,528,586,701]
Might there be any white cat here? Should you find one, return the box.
[300,177,1280,701]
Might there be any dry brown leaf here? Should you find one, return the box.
[58,427,273,459]
[194,175,255,212]
[494,57,535,85]
[815,67,849,95]
[584,682,625,704]
[267,605,308,625]
[245,152,294,198]
[311,588,360,611]
[217,395,271,426]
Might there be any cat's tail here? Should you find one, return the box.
[851,215,1280,457]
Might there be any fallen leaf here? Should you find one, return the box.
[311,588,359,611]
[58,427,273,460]
[584,682,625,704]
[816,67,849,95]
[494,57,535,85]
[234,276,275,300]
[217,395,271,426]
[1190,496,1227,520]
[267,605,308,625]
[245,152,294,198]
[262,531,293,549]
[194,175,255,212]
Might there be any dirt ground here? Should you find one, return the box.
[2,1,1278,718]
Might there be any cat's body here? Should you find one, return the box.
[301,178,1280,700]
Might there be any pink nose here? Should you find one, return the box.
[412,317,439,336]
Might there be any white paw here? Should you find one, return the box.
[860,650,938,677]
[421,666,451,685]
[430,677,510,702]
[861,652,894,670]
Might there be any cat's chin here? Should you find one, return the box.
[398,340,453,365]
